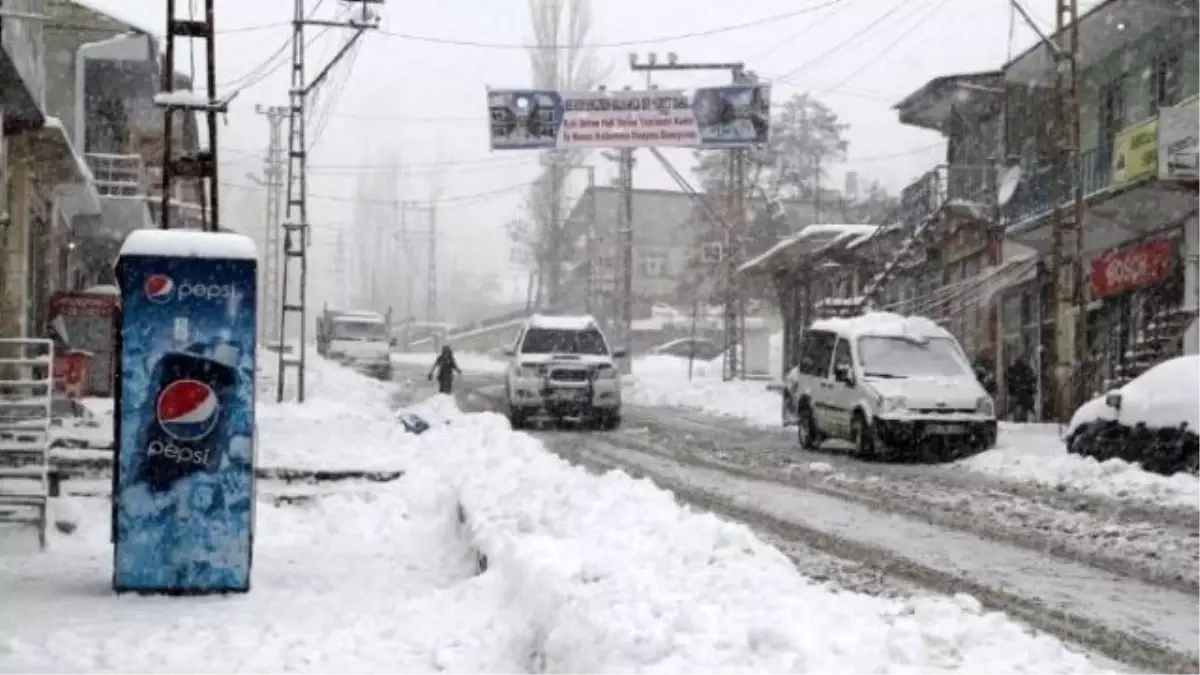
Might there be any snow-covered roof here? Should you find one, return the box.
[810,312,952,342]
[527,314,598,331]
[119,229,258,260]
[739,223,878,276]
[70,0,159,35]
[153,90,210,109]
[333,311,385,324]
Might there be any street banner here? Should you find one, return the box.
[113,229,257,594]
[1158,95,1199,181]
[487,85,771,151]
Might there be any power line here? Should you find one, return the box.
[768,0,916,84]
[375,0,843,50]
[846,142,943,163]
[222,177,538,206]
[219,0,329,91]
[221,146,535,170]
[744,0,860,63]
[814,0,951,94]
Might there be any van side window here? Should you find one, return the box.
[832,338,853,375]
[799,330,836,377]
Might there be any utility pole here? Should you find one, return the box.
[276,0,380,403]
[158,0,224,232]
[426,200,437,322]
[631,53,751,380]
[255,105,287,344]
[1013,0,1081,421]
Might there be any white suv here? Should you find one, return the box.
[781,312,997,460]
[503,314,625,430]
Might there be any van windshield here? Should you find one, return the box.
[521,328,608,355]
[856,336,967,379]
[332,320,387,341]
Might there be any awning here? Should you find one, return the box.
[17,117,103,218]
[738,223,879,279]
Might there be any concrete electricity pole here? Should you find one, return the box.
[276,0,380,403]
[255,104,287,344]
[630,53,751,380]
[1012,0,1081,420]
[159,0,225,232]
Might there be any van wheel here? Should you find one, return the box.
[852,412,884,460]
[796,405,819,450]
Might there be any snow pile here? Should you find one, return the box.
[442,413,1104,673]
[625,354,781,427]
[391,350,508,374]
[960,424,1200,510]
[0,481,530,672]
[255,350,418,471]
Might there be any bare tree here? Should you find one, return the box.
[519,0,606,310]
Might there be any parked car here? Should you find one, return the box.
[778,312,997,461]
[650,337,723,361]
[1065,355,1199,476]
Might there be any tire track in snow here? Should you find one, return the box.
[544,431,1198,674]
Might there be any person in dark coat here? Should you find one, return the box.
[428,345,461,395]
[1006,356,1036,422]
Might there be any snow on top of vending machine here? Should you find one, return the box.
[119,229,258,261]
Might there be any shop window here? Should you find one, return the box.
[1150,52,1183,114]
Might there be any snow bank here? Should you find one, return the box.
[625,354,780,427]
[441,413,1104,673]
[959,424,1200,510]
[391,350,508,374]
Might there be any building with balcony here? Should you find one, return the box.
[1000,0,1198,412]
[43,0,205,286]
[0,0,101,338]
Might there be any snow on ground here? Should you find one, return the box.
[960,424,1200,511]
[625,355,1199,509]
[0,353,1110,673]
[625,354,781,427]
[391,350,508,374]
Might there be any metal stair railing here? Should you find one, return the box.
[0,338,55,549]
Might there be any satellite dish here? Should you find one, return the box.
[997,165,1022,206]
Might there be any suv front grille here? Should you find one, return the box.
[550,368,589,382]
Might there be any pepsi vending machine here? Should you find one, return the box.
[113,230,257,594]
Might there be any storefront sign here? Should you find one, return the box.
[1090,239,1175,299]
[486,85,772,150]
[1111,117,1158,188]
[1158,95,1199,181]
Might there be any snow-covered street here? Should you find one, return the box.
[0,354,1154,673]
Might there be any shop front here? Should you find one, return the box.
[1084,231,1190,394]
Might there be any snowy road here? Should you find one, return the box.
[401,367,1200,673]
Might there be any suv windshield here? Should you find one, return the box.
[856,336,967,378]
[521,327,608,355]
[332,320,387,341]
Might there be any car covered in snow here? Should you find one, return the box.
[780,312,997,460]
[503,314,625,430]
[1065,355,1199,476]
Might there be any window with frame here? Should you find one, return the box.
[637,248,668,278]
[799,330,836,377]
[1099,76,1126,143]
[1150,51,1183,114]
[832,338,853,374]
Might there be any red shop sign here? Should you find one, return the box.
[1090,240,1175,299]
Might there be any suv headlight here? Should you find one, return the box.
[976,396,995,416]
[515,366,539,378]
[878,396,907,413]
[595,366,617,379]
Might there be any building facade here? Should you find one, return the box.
[43,0,205,287]
[0,0,100,339]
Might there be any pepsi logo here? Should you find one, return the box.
[145,274,175,303]
[156,379,219,441]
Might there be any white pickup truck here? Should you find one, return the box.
[316,307,394,381]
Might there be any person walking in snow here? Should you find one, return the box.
[428,345,462,395]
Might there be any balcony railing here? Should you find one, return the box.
[85,152,148,198]
[1005,144,1112,231]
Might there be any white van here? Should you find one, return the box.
[781,312,997,459]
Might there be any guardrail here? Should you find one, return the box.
[1006,145,1111,231]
